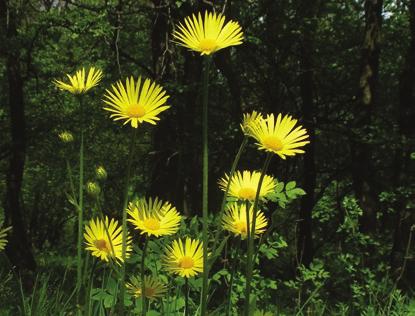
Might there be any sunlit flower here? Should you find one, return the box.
[240,111,263,137]
[222,203,267,239]
[127,197,181,237]
[219,170,276,201]
[248,113,309,159]
[53,67,103,94]
[163,237,204,278]
[126,275,167,300]
[0,226,12,252]
[173,11,243,56]
[103,76,170,128]
[84,216,132,263]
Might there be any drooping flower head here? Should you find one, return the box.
[248,113,309,159]
[126,275,167,300]
[103,76,170,128]
[240,111,263,137]
[222,203,267,239]
[0,225,12,252]
[173,11,243,56]
[219,170,276,201]
[53,67,103,95]
[163,237,204,278]
[84,216,132,263]
[127,197,181,237]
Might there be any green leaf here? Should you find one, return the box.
[286,181,296,191]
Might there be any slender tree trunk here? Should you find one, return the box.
[296,0,320,266]
[390,0,415,269]
[1,0,36,274]
[353,0,383,233]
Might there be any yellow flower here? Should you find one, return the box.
[163,237,204,278]
[248,113,310,159]
[222,203,267,239]
[103,76,170,128]
[219,170,276,201]
[126,275,167,300]
[53,67,103,94]
[173,11,243,56]
[84,216,132,263]
[127,197,181,237]
[0,226,12,252]
[240,111,263,137]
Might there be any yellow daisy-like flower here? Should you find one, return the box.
[219,170,276,201]
[126,275,167,300]
[222,203,268,239]
[127,197,181,237]
[248,113,310,159]
[0,226,12,252]
[173,11,243,56]
[53,67,103,95]
[103,76,170,128]
[163,238,204,278]
[240,111,263,137]
[84,216,132,263]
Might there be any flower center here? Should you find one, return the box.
[127,104,146,118]
[263,136,283,151]
[199,38,217,54]
[235,221,248,235]
[144,287,156,298]
[94,239,110,252]
[144,218,160,231]
[179,256,194,269]
[238,187,256,200]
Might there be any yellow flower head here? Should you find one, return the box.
[173,11,243,56]
[240,111,263,137]
[103,76,170,128]
[163,237,204,278]
[248,113,310,159]
[0,226,12,252]
[219,170,276,201]
[126,275,167,300]
[127,197,181,237]
[84,216,132,264]
[58,131,74,143]
[222,203,268,239]
[53,67,103,95]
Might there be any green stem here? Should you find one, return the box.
[141,238,149,316]
[120,127,138,311]
[185,277,190,316]
[76,96,85,303]
[86,259,98,316]
[226,238,240,316]
[244,153,272,316]
[212,136,248,254]
[200,56,211,316]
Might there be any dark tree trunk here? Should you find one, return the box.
[296,0,320,266]
[353,0,383,233]
[390,0,415,269]
[1,0,36,274]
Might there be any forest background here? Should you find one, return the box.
[1,0,415,315]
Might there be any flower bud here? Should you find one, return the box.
[86,181,101,198]
[58,131,74,143]
[95,166,107,181]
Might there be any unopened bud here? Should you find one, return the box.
[95,166,107,181]
[86,181,101,198]
[58,131,74,143]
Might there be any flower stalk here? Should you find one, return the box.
[201,55,211,316]
[244,153,273,316]
[141,238,149,316]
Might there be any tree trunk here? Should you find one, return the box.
[1,0,36,274]
[297,0,320,266]
[353,0,383,233]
